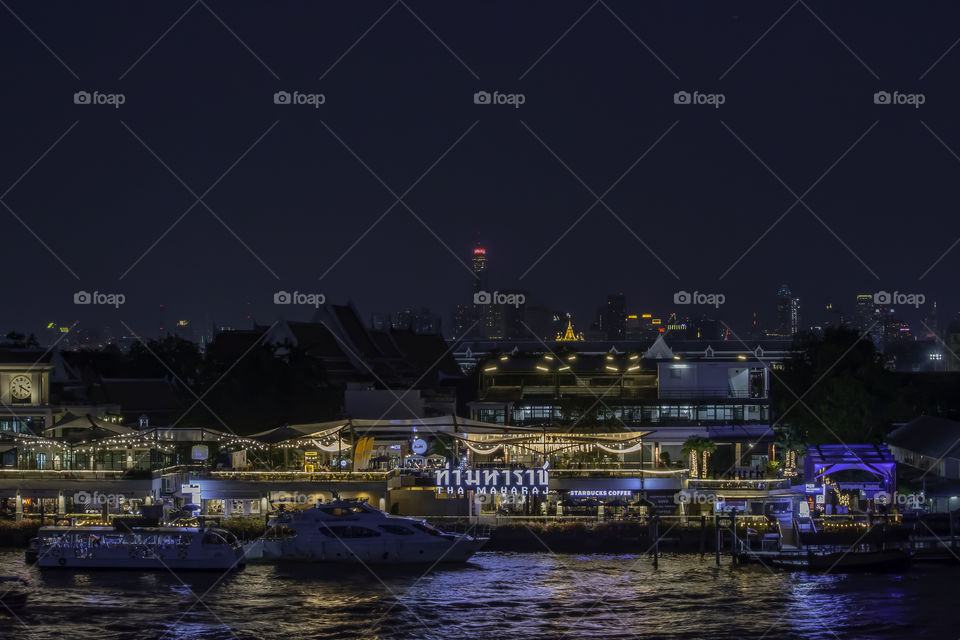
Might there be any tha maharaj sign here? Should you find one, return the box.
[434,463,550,496]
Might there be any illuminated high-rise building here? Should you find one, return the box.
[472,245,488,295]
[855,294,875,333]
[775,285,800,336]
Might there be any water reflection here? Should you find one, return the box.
[0,550,955,639]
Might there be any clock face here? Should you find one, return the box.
[9,375,31,400]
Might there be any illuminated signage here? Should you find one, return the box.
[568,490,632,497]
[191,445,209,461]
[411,438,428,454]
[435,465,549,496]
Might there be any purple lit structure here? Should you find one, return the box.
[804,444,897,495]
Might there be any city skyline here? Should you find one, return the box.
[8,239,945,349]
[3,4,960,347]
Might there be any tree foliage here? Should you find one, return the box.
[773,328,902,444]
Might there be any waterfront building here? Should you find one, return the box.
[465,335,787,475]
[888,416,960,511]
[0,348,182,437]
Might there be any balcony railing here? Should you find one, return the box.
[687,478,791,491]
[0,469,130,480]
[656,389,768,400]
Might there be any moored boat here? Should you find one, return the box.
[909,536,960,562]
[767,548,911,571]
[34,523,245,570]
[247,498,486,564]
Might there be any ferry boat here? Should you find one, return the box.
[245,498,486,564]
[32,523,245,570]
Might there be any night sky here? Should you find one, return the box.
[2,1,958,340]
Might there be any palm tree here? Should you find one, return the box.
[681,436,717,478]
[774,425,806,477]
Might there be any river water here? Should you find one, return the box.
[0,549,955,639]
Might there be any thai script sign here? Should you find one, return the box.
[434,464,549,496]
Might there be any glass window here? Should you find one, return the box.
[378,524,415,535]
[319,525,380,538]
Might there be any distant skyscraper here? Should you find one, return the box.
[923,300,939,338]
[454,243,502,340]
[824,303,844,329]
[855,294,877,337]
[472,244,488,295]
[605,294,627,340]
[389,307,441,334]
[775,285,800,336]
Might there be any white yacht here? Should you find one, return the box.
[245,499,485,564]
[34,524,245,570]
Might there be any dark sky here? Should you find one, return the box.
[2,1,958,341]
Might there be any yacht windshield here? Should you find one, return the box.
[412,523,442,537]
